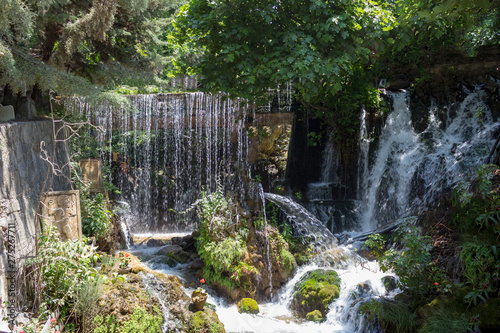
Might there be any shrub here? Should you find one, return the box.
[25,225,101,321]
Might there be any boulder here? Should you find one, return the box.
[146,238,164,247]
[290,269,341,318]
[189,308,226,333]
[237,298,259,314]
[381,276,397,294]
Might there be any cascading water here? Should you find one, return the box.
[258,183,274,295]
[358,89,499,231]
[68,85,498,332]
[66,93,253,233]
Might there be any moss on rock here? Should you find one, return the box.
[237,298,260,314]
[189,308,226,333]
[306,310,324,322]
[290,269,340,318]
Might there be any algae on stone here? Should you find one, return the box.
[290,269,340,318]
[237,298,260,314]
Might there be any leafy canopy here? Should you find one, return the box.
[173,0,394,104]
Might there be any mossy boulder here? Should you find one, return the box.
[306,310,324,322]
[237,298,260,314]
[290,269,341,318]
[189,308,226,333]
[381,276,397,293]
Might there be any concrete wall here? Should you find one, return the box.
[0,120,71,313]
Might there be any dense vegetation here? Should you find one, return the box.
[3,0,500,332]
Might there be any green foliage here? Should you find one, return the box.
[461,241,500,306]
[173,0,393,104]
[361,300,417,333]
[306,310,323,322]
[80,191,113,241]
[195,187,258,292]
[418,310,472,333]
[93,307,163,333]
[359,299,383,323]
[364,233,388,259]
[376,217,443,295]
[25,225,101,320]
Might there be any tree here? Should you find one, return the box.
[0,0,187,101]
[173,0,394,106]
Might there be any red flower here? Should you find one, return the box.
[200,278,206,284]
[51,317,57,324]
[434,282,439,286]
[124,252,130,257]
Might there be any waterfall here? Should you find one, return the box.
[264,192,337,249]
[258,183,273,295]
[65,93,252,233]
[358,89,499,231]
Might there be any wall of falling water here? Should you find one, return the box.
[66,93,256,233]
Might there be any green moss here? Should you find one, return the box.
[237,298,260,314]
[306,310,323,322]
[93,307,163,333]
[190,308,226,333]
[280,247,296,273]
[291,269,341,317]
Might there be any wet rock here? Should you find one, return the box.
[381,276,397,293]
[306,310,324,322]
[189,308,226,333]
[353,281,373,298]
[146,238,164,247]
[155,244,192,266]
[171,236,186,248]
[237,298,259,314]
[290,269,341,318]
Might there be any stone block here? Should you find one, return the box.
[40,190,82,241]
[79,158,102,192]
[0,105,14,122]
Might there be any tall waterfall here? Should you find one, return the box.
[357,89,499,231]
[66,93,253,232]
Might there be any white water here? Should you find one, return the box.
[132,242,397,333]
[358,89,498,231]
[70,87,497,332]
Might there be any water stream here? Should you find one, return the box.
[72,86,497,332]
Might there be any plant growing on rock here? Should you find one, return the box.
[366,217,443,296]
[195,187,259,294]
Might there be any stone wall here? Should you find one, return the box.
[0,120,71,313]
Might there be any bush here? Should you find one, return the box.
[195,187,258,292]
[25,225,101,321]
[369,217,443,295]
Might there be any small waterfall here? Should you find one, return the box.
[359,89,499,230]
[141,273,175,332]
[357,107,370,197]
[65,93,254,233]
[264,193,337,249]
[306,134,338,202]
[258,183,273,295]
